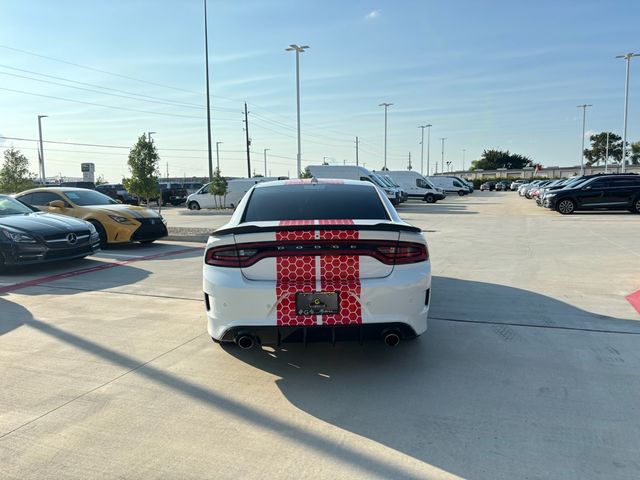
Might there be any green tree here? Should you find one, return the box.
[629,141,640,165]
[208,167,228,209]
[299,167,312,179]
[123,134,160,206]
[469,149,533,170]
[583,132,623,166]
[95,174,107,186]
[0,147,36,193]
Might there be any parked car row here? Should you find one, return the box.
[519,174,640,214]
[0,186,169,269]
[480,179,529,191]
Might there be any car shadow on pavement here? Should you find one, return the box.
[0,297,31,335]
[0,259,151,296]
[223,277,640,479]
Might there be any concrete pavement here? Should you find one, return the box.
[1,193,639,479]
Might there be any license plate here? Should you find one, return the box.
[295,292,339,316]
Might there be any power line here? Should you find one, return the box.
[0,86,205,120]
[0,43,202,96]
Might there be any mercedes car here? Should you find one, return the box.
[0,194,100,268]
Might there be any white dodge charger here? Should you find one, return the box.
[203,178,431,348]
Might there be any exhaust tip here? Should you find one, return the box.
[382,330,401,347]
[236,334,255,350]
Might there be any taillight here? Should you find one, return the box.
[205,246,258,267]
[376,242,428,264]
[204,240,428,268]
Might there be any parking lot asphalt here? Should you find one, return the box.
[1,192,640,479]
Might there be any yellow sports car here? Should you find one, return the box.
[16,187,167,246]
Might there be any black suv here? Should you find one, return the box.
[543,174,640,214]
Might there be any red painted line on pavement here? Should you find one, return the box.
[626,289,640,315]
[0,247,200,294]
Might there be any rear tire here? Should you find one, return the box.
[424,194,435,203]
[458,190,465,196]
[89,220,108,248]
[557,199,576,215]
[632,197,640,214]
[188,201,200,210]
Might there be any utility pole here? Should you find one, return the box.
[355,136,359,166]
[408,151,412,170]
[379,102,393,169]
[605,132,610,173]
[244,102,251,177]
[263,148,270,176]
[203,0,214,181]
[577,104,592,176]
[440,137,447,175]
[617,52,639,173]
[215,141,223,171]
[37,114,47,184]
[166,162,169,180]
[286,44,309,177]
[462,149,466,171]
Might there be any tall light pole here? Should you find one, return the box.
[37,115,47,184]
[418,124,431,175]
[462,148,466,171]
[204,0,214,181]
[286,44,309,177]
[616,52,639,173]
[263,148,270,176]
[215,141,223,171]
[379,102,393,169]
[577,104,592,176]
[148,131,156,142]
[426,124,432,175]
[439,137,446,175]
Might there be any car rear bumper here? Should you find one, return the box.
[203,262,431,343]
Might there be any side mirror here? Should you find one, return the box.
[48,200,65,208]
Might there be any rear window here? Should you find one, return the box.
[242,184,389,222]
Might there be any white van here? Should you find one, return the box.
[386,171,447,203]
[307,165,401,205]
[186,177,284,210]
[426,176,470,196]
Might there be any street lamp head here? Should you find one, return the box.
[616,53,640,59]
[378,102,393,107]
[287,44,309,52]
[38,115,48,119]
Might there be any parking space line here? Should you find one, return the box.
[626,290,640,315]
[0,247,201,294]
[430,316,640,335]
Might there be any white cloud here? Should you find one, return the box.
[365,9,381,20]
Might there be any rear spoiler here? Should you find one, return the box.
[212,222,421,236]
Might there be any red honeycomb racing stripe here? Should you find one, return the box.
[274,219,362,326]
[318,219,361,325]
[275,220,316,326]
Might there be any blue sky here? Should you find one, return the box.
[1,0,639,181]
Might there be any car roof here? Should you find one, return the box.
[18,187,94,194]
[253,178,375,189]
